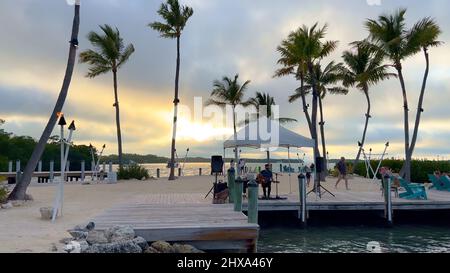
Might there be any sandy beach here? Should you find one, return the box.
[0,174,377,253]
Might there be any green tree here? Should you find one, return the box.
[149,0,194,181]
[290,61,348,159]
[364,8,442,180]
[79,24,135,168]
[206,74,251,168]
[246,92,297,124]
[9,3,81,201]
[276,24,338,182]
[341,44,396,169]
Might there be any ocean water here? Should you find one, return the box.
[116,162,333,178]
[258,225,450,253]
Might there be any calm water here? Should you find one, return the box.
[258,225,450,253]
[113,162,334,178]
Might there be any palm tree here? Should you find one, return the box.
[79,25,135,168]
[8,2,81,201]
[206,74,251,168]
[149,0,193,180]
[290,61,348,160]
[246,92,297,124]
[274,38,312,137]
[341,44,396,170]
[364,9,442,180]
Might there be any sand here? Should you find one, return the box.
[0,174,369,253]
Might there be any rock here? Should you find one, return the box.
[151,241,174,253]
[59,237,74,245]
[67,230,88,240]
[86,230,108,245]
[144,247,160,253]
[78,240,90,253]
[173,243,204,253]
[1,201,13,209]
[40,207,55,220]
[105,225,135,243]
[64,241,81,253]
[132,237,149,250]
[73,221,95,232]
[85,241,142,253]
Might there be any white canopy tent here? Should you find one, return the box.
[223,122,315,193]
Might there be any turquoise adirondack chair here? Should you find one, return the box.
[391,175,428,200]
[428,174,450,191]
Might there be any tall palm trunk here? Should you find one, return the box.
[318,95,326,159]
[169,35,181,180]
[8,3,81,200]
[353,87,371,170]
[112,68,123,167]
[307,63,322,184]
[299,74,313,137]
[396,63,411,181]
[405,48,430,168]
[232,105,238,173]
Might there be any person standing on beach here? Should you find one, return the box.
[335,157,350,190]
[238,159,246,175]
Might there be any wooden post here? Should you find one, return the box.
[234,177,243,212]
[50,160,54,183]
[247,179,259,224]
[103,162,106,173]
[199,168,202,176]
[156,168,160,178]
[109,162,113,173]
[8,161,12,173]
[178,168,182,177]
[384,174,393,227]
[91,160,95,172]
[15,160,21,183]
[227,169,236,203]
[298,174,307,228]
[38,161,42,172]
[81,161,85,182]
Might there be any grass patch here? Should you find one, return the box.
[118,163,150,180]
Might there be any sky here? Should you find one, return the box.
[0,0,449,161]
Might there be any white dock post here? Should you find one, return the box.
[16,160,20,172]
[384,174,393,227]
[81,160,85,182]
[50,161,54,183]
[15,160,21,183]
[8,161,12,173]
[107,162,117,184]
[38,161,42,172]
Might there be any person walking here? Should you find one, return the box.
[335,157,350,190]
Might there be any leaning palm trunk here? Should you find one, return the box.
[232,106,238,172]
[299,75,314,137]
[400,48,430,177]
[112,69,123,167]
[396,64,411,181]
[169,36,181,181]
[353,88,371,171]
[8,3,81,200]
[318,95,327,181]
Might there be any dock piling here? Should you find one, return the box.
[156,168,160,178]
[38,161,42,172]
[298,174,307,228]
[8,161,12,173]
[81,160,85,182]
[199,168,202,176]
[234,177,243,212]
[227,169,235,203]
[383,174,393,227]
[15,160,21,183]
[50,161,54,182]
[247,179,259,224]
[178,168,182,177]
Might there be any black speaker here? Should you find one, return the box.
[315,157,325,173]
[211,156,224,173]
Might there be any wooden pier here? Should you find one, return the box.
[91,195,259,253]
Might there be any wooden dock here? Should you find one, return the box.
[242,188,450,211]
[91,196,259,253]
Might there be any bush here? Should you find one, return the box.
[118,164,150,180]
[0,186,9,204]
[353,159,450,183]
